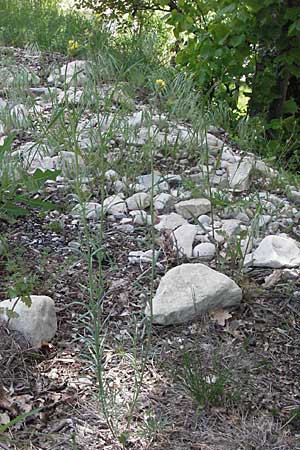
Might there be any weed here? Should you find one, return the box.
[177,351,239,410]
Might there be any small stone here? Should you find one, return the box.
[103,195,127,215]
[193,243,216,261]
[126,192,151,210]
[228,160,253,191]
[71,202,102,220]
[130,210,151,225]
[155,213,187,232]
[154,193,175,213]
[172,224,198,258]
[105,169,118,181]
[10,104,29,127]
[175,198,211,220]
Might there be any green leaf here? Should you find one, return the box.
[20,295,32,307]
[283,99,298,114]
[230,34,245,47]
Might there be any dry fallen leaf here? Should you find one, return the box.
[210,309,232,326]
[263,269,282,288]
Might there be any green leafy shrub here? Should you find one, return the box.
[0,135,59,220]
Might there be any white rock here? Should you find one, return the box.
[221,219,241,236]
[244,235,300,268]
[287,190,300,205]
[103,195,127,215]
[57,151,84,174]
[130,210,152,225]
[105,169,118,181]
[202,133,224,155]
[59,60,90,85]
[0,97,7,111]
[154,193,175,213]
[0,296,57,347]
[198,214,211,228]
[128,251,145,264]
[228,160,253,191]
[145,263,242,325]
[71,202,102,220]
[126,192,150,210]
[193,243,216,260]
[175,198,211,219]
[155,213,187,231]
[10,104,29,127]
[172,224,198,258]
[137,172,169,193]
[258,214,272,227]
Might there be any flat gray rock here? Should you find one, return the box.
[175,198,211,219]
[145,263,242,325]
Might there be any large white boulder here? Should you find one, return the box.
[145,263,242,325]
[175,198,211,219]
[244,235,300,268]
[0,296,57,347]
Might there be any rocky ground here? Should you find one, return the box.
[0,46,300,449]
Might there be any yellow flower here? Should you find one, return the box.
[68,39,79,51]
[155,79,166,88]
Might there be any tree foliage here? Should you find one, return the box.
[165,0,300,123]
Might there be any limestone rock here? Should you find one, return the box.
[228,160,253,191]
[137,172,169,193]
[244,235,300,268]
[59,60,90,85]
[155,213,187,232]
[193,243,216,261]
[154,193,175,213]
[221,219,241,237]
[103,195,127,216]
[10,104,29,127]
[130,210,151,225]
[126,192,150,211]
[72,202,101,220]
[145,263,242,325]
[175,198,211,220]
[56,151,84,174]
[0,296,57,347]
[172,224,198,258]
